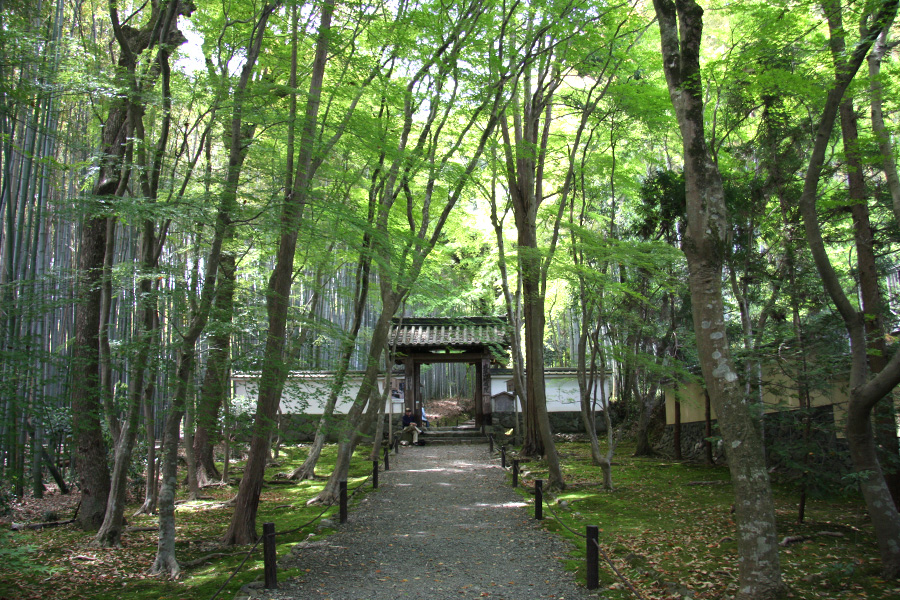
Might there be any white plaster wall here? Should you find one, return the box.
[233,371,611,415]
[232,373,388,414]
[490,373,612,412]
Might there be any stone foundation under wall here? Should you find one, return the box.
[653,421,725,463]
[653,405,847,470]
[490,411,608,434]
[276,410,608,442]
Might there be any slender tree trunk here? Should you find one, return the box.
[488,180,525,443]
[223,0,334,546]
[99,217,120,443]
[136,371,159,515]
[867,19,900,226]
[193,254,234,486]
[312,304,399,505]
[94,220,156,546]
[653,1,784,596]
[149,347,193,578]
[800,0,900,577]
[369,357,391,461]
[184,388,200,500]
[673,399,682,461]
[825,5,900,505]
[291,258,367,481]
[577,315,603,466]
[151,219,228,575]
[500,66,565,489]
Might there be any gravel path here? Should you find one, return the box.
[250,444,597,600]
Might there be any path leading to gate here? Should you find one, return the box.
[256,444,597,600]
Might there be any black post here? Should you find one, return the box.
[263,522,277,589]
[373,459,379,489]
[586,525,599,590]
[383,446,390,471]
[535,479,543,520]
[512,459,519,488]
[339,480,348,523]
[501,446,506,469]
[489,434,494,453]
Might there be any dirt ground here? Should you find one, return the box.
[2,485,81,527]
[424,396,473,422]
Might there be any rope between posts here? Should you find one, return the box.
[539,497,587,539]
[273,465,374,538]
[280,468,375,542]
[208,538,264,600]
[273,494,337,537]
[208,458,381,600]
[592,538,650,600]
[536,487,647,600]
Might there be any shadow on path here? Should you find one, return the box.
[253,445,595,600]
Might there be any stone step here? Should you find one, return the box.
[416,437,488,446]
[395,424,491,446]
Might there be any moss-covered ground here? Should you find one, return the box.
[1,441,897,599]
[515,442,896,599]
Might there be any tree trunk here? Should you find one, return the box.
[867,16,900,226]
[98,216,120,444]
[95,206,161,545]
[633,389,660,458]
[653,1,784,597]
[192,255,235,486]
[70,193,113,532]
[704,390,714,466]
[184,388,200,500]
[826,5,900,506]
[576,307,603,465]
[222,0,334,546]
[488,178,526,445]
[369,369,390,461]
[673,399,682,461]
[312,307,398,505]
[500,61,566,489]
[30,424,43,499]
[519,250,563,489]
[798,0,900,577]
[136,374,159,516]
[291,259,367,481]
[148,355,188,578]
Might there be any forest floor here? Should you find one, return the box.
[1,440,897,600]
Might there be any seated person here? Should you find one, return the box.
[401,408,422,444]
[420,406,430,429]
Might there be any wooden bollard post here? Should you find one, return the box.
[586,525,599,590]
[501,446,506,469]
[512,459,519,488]
[383,446,390,471]
[372,459,379,489]
[339,481,348,523]
[263,522,277,589]
[535,479,543,520]
[489,434,494,453]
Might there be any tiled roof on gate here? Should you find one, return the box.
[389,316,509,349]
